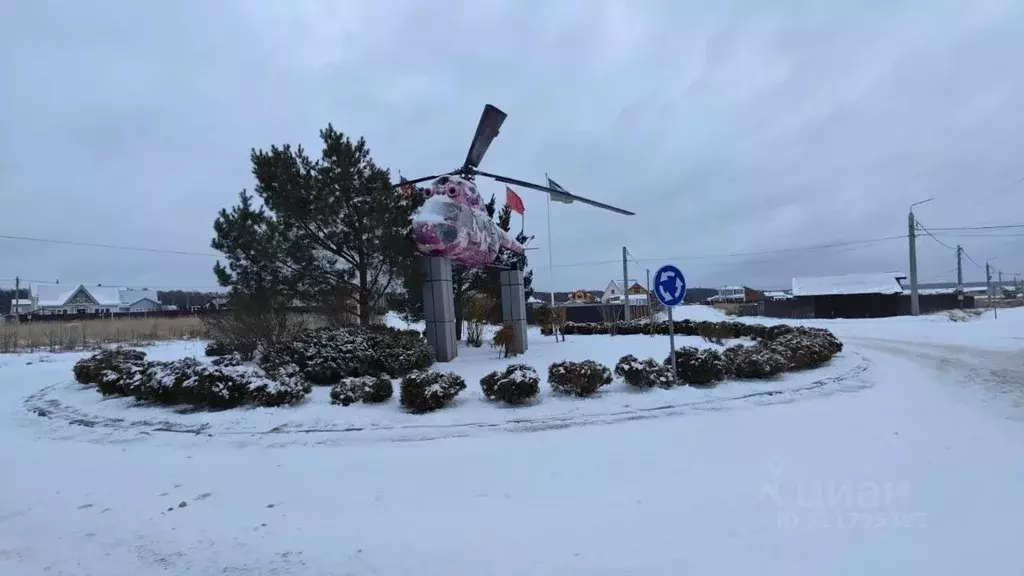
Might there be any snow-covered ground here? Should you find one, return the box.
[2,306,1023,575]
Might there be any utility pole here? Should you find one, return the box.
[999,270,1003,302]
[621,246,631,321]
[986,261,995,319]
[13,276,20,324]
[956,245,963,308]
[907,198,933,316]
[646,268,653,336]
[908,211,920,315]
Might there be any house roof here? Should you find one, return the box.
[35,284,121,307]
[792,272,906,297]
[34,284,158,307]
[128,297,160,307]
[119,288,159,306]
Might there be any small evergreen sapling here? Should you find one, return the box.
[615,354,674,389]
[664,346,726,386]
[548,360,613,397]
[330,375,394,406]
[480,364,540,405]
[399,371,466,413]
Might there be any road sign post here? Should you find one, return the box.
[653,265,687,386]
[666,306,677,383]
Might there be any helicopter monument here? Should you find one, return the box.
[399,104,634,361]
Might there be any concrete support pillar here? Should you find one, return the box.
[422,257,457,362]
[500,269,528,355]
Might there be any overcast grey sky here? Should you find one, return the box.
[2,0,1022,293]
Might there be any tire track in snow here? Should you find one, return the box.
[845,337,1024,421]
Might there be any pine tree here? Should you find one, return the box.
[212,125,419,325]
[471,202,535,320]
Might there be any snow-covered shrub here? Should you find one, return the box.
[279,327,375,384]
[330,375,394,406]
[562,319,771,339]
[638,358,676,388]
[185,364,256,409]
[763,324,797,341]
[480,364,540,405]
[134,357,309,408]
[73,348,149,397]
[665,347,726,386]
[367,328,434,377]
[399,371,466,413]
[615,354,674,389]
[614,354,641,381]
[548,360,613,397]
[204,341,233,357]
[134,358,202,404]
[722,344,788,379]
[765,328,842,370]
[210,353,244,367]
[73,348,147,386]
[263,326,433,383]
[249,364,312,407]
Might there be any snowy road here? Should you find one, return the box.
[2,312,1023,575]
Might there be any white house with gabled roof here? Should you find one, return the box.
[29,284,162,315]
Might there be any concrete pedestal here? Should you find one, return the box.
[422,257,457,362]
[500,269,528,355]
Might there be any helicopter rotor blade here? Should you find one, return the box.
[391,172,454,189]
[464,104,507,169]
[472,169,635,216]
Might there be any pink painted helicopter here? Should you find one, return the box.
[400,105,634,268]
[409,174,523,267]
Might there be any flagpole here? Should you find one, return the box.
[545,173,555,314]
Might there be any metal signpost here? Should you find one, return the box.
[653,264,687,385]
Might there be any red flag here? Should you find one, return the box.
[506,186,525,214]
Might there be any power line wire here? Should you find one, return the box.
[914,219,957,251]
[926,224,1024,232]
[552,234,908,269]
[961,247,984,269]
[0,233,220,258]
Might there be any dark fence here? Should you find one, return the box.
[9,308,228,324]
[897,293,975,315]
[753,293,975,319]
[527,303,655,325]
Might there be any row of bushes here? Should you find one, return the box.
[207,325,435,383]
[560,319,799,341]
[73,349,311,409]
[72,324,842,412]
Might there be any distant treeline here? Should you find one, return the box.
[0,289,30,315]
[155,290,225,310]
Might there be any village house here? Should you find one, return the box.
[10,298,33,315]
[706,285,766,304]
[600,281,651,305]
[25,284,162,316]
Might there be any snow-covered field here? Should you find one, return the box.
[2,306,1023,575]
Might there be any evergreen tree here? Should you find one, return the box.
[472,202,534,320]
[212,125,419,325]
[0,288,30,316]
